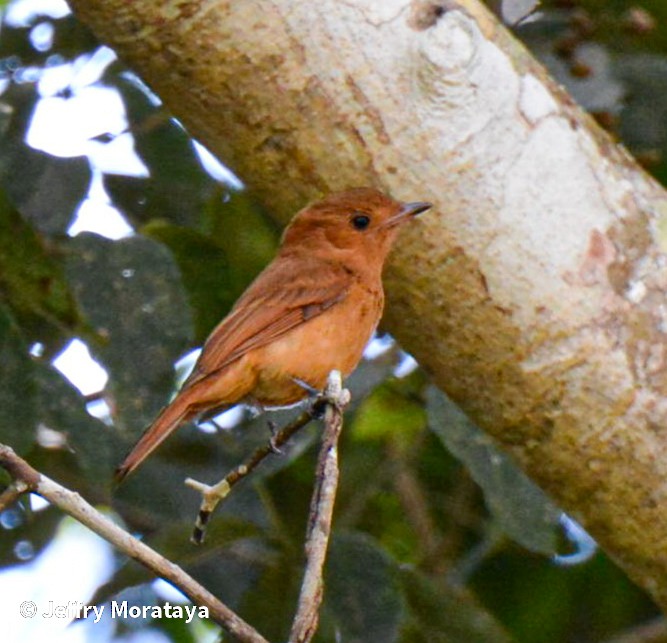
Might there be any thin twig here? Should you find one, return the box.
[289,370,350,643]
[0,479,29,512]
[186,400,324,544]
[387,438,440,563]
[0,444,269,643]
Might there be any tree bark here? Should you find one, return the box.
[67,0,667,610]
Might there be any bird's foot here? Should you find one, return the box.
[267,420,282,454]
[246,400,266,419]
[292,376,320,397]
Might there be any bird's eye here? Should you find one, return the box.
[351,213,371,230]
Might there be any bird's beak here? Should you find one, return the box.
[382,201,433,228]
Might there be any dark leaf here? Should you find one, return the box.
[141,221,237,343]
[199,188,279,296]
[0,188,79,345]
[34,363,120,486]
[0,505,62,568]
[322,532,403,643]
[399,568,512,643]
[615,54,667,184]
[112,416,274,530]
[141,188,279,343]
[0,15,98,63]
[238,545,299,641]
[0,305,37,453]
[91,517,264,610]
[64,233,193,433]
[0,83,91,234]
[102,584,161,634]
[102,65,218,228]
[0,24,43,65]
[49,16,99,59]
[426,387,561,555]
[153,613,198,643]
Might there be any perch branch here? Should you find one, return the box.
[0,444,269,643]
[289,370,350,643]
[186,394,327,544]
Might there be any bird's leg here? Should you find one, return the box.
[292,376,320,397]
[245,400,265,419]
[291,377,331,417]
[293,376,330,417]
[267,420,282,454]
[246,398,282,454]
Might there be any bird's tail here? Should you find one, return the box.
[115,395,195,483]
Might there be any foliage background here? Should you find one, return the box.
[1,0,667,641]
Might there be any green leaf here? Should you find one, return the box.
[141,221,237,343]
[142,190,280,343]
[426,387,561,555]
[64,233,193,434]
[0,305,37,453]
[0,189,79,345]
[153,614,198,643]
[238,545,299,641]
[200,188,279,294]
[398,568,512,643]
[322,532,404,643]
[615,54,667,186]
[352,382,426,445]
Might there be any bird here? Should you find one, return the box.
[115,187,432,481]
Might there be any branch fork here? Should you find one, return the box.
[0,369,351,643]
[186,370,350,544]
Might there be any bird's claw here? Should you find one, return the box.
[292,377,320,397]
[267,420,282,454]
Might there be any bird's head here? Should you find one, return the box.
[281,188,432,267]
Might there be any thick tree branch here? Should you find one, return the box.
[67,0,667,610]
[0,444,269,643]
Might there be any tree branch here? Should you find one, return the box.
[289,371,349,643]
[0,444,270,643]
[186,403,323,544]
[67,0,667,611]
[0,370,350,642]
[185,371,350,642]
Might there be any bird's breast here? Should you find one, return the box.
[250,282,383,406]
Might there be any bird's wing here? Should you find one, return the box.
[184,254,353,386]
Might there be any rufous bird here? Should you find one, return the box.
[115,187,431,481]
